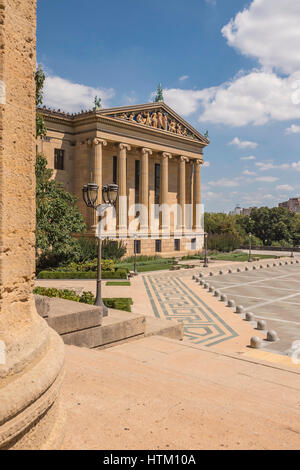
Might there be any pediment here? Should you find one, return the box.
[99,103,209,145]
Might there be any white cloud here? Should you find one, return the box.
[179,75,189,82]
[255,176,278,183]
[164,89,204,116]
[276,184,294,191]
[291,161,300,171]
[243,170,256,176]
[240,156,256,161]
[44,75,115,113]
[229,137,258,149]
[255,162,291,171]
[285,124,300,134]
[221,0,300,75]
[203,161,210,167]
[207,178,240,188]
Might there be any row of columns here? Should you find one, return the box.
[88,139,203,233]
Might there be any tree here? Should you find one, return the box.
[36,154,86,268]
[249,206,296,246]
[35,65,47,137]
[154,82,164,102]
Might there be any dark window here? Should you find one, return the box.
[54,149,64,170]
[135,160,140,204]
[191,238,196,250]
[155,163,160,205]
[155,239,161,253]
[174,239,180,251]
[113,156,117,184]
[134,239,141,254]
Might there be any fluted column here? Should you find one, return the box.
[90,138,107,230]
[161,152,171,232]
[118,143,131,233]
[193,159,202,230]
[0,0,64,450]
[186,161,194,230]
[140,148,152,233]
[178,156,188,231]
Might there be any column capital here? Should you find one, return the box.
[141,147,153,156]
[119,143,131,151]
[93,138,107,147]
[194,158,203,166]
[161,152,172,160]
[179,155,189,163]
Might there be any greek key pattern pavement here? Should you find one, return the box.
[143,273,238,347]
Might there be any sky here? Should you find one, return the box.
[37,0,300,213]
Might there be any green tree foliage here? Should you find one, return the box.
[36,154,86,269]
[35,65,47,137]
[154,82,164,102]
[249,207,297,246]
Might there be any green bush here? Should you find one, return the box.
[207,232,241,252]
[37,269,127,279]
[34,287,133,312]
[102,239,127,260]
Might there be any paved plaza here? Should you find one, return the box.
[203,262,300,355]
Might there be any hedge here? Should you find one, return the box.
[34,287,133,312]
[37,269,128,280]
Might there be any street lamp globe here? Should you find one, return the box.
[107,184,119,205]
[86,183,99,207]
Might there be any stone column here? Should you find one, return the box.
[186,161,194,231]
[178,156,187,231]
[90,138,107,231]
[118,143,131,234]
[0,0,65,449]
[140,148,152,233]
[193,159,202,231]
[161,152,171,233]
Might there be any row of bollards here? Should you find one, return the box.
[193,275,280,349]
[193,258,299,280]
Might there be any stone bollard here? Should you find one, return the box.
[245,267,249,271]
[236,305,244,314]
[245,312,255,322]
[219,270,223,275]
[257,320,267,330]
[296,260,299,264]
[237,268,241,272]
[204,283,209,289]
[227,299,235,308]
[228,269,232,274]
[266,264,270,268]
[214,290,221,298]
[253,266,257,270]
[273,263,277,267]
[260,265,264,269]
[267,330,279,342]
[250,336,262,349]
[200,280,204,286]
[209,272,214,277]
[199,273,204,278]
[209,286,214,292]
[220,294,227,303]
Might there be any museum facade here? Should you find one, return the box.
[37,102,209,256]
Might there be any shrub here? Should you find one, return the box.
[207,232,241,252]
[33,287,133,312]
[37,269,127,279]
[102,239,127,260]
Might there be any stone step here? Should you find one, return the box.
[144,315,184,341]
[35,295,183,350]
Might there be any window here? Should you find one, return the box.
[191,238,196,250]
[135,160,140,204]
[155,239,161,253]
[134,239,141,254]
[54,149,64,170]
[113,156,117,184]
[174,239,180,251]
[154,163,160,205]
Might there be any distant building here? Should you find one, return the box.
[279,198,300,213]
[229,205,256,216]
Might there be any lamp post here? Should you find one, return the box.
[82,182,119,317]
[203,232,209,268]
[248,232,253,262]
[291,245,295,258]
[133,233,138,276]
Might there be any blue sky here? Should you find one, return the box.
[37,0,300,213]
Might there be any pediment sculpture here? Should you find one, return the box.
[113,108,197,140]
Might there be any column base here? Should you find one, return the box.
[0,318,65,450]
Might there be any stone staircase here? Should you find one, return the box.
[35,295,183,350]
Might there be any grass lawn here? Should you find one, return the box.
[106,281,131,286]
[209,252,278,262]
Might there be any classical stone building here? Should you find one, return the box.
[37,103,209,256]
